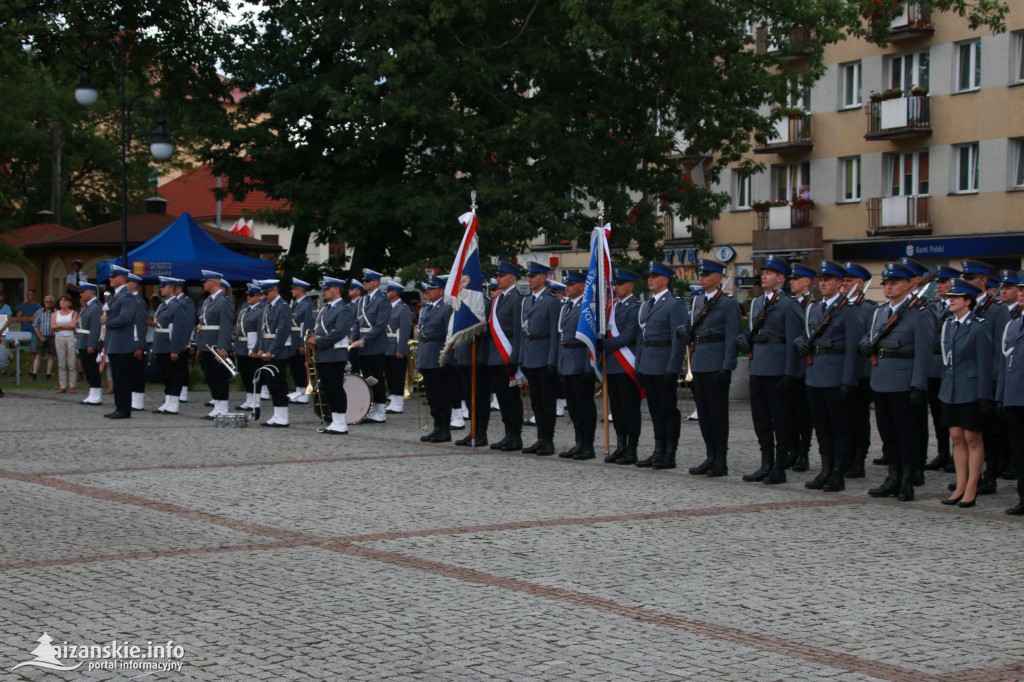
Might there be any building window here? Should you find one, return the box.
[955,40,981,92]
[839,157,861,202]
[954,143,979,193]
[841,62,862,108]
[887,151,929,196]
[733,172,752,209]
[889,50,929,92]
[1014,140,1024,188]
[1014,32,1024,84]
[772,162,810,201]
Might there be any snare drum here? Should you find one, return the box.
[344,374,372,424]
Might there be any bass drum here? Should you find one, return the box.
[344,373,372,425]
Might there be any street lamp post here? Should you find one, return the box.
[75,36,174,269]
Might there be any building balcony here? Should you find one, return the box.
[865,95,931,140]
[755,25,812,60]
[754,203,813,230]
[663,214,699,246]
[888,3,935,40]
[866,195,932,236]
[754,115,813,154]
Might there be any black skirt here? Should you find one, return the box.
[941,401,984,432]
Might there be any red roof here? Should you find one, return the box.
[2,222,75,249]
[158,164,289,221]
[22,211,281,253]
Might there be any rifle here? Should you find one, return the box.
[743,291,778,359]
[866,276,932,366]
[804,284,859,365]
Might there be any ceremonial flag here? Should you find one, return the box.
[576,223,613,375]
[441,211,487,361]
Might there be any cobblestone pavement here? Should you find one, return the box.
[1,387,1023,681]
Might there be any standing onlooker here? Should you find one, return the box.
[0,293,12,328]
[51,295,78,393]
[66,259,88,304]
[16,289,43,377]
[32,295,57,380]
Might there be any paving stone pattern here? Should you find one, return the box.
[1,388,1022,681]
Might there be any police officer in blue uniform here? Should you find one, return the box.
[786,262,817,472]
[384,281,413,414]
[152,277,192,414]
[998,272,1024,515]
[417,277,454,442]
[487,262,525,452]
[899,256,933,483]
[75,283,104,406]
[197,269,236,419]
[102,264,137,419]
[795,261,864,492]
[257,279,295,427]
[736,255,802,484]
[286,278,316,405]
[519,261,562,456]
[636,261,686,470]
[234,282,265,411]
[937,278,993,508]
[923,265,960,472]
[858,262,935,501]
[454,313,490,448]
[604,269,643,465]
[556,270,596,460]
[842,262,878,477]
[961,260,1010,494]
[125,273,149,412]
[677,259,741,477]
[351,268,391,423]
[310,276,356,434]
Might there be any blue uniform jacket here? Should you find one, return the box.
[997,316,1024,407]
[260,296,295,359]
[519,290,561,369]
[314,299,355,363]
[557,298,591,375]
[386,300,413,356]
[197,291,234,351]
[76,299,103,351]
[351,290,390,356]
[289,296,317,349]
[685,290,741,373]
[864,300,934,393]
[104,287,137,355]
[487,288,523,367]
[604,295,640,375]
[799,297,864,389]
[417,300,452,371]
[747,291,802,378]
[636,291,686,375]
[938,312,993,404]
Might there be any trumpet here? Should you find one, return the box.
[205,344,238,378]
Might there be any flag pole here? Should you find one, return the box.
[598,202,610,456]
[469,190,478,448]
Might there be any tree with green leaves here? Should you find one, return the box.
[215,0,1004,277]
[0,0,233,238]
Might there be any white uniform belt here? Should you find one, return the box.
[359,327,372,333]
[386,332,398,338]
[291,326,302,331]
[154,327,170,334]
[75,329,91,335]
[198,325,220,331]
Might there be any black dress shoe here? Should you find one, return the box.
[845,463,866,479]
[705,464,728,477]
[1004,504,1024,516]
[471,438,488,447]
[763,469,786,485]
[558,443,582,458]
[742,466,770,483]
[454,434,474,446]
[107,411,131,420]
[868,480,898,497]
[131,407,144,412]
[688,458,713,475]
[573,446,596,461]
[872,456,889,466]
[805,470,830,490]
[635,454,657,468]
[536,441,556,456]
[501,436,523,452]
[897,480,915,502]
[103,411,117,418]
[490,436,510,451]
[822,474,845,492]
[957,497,976,508]
[940,495,963,506]
[429,429,452,443]
[522,440,542,454]
[652,457,676,470]
[616,454,638,465]
[924,455,950,471]
[603,452,621,464]
[792,453,810,473]
[420,428,439,443]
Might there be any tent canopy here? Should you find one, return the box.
[96,212,277,285]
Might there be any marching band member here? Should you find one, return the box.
[384,280,413,414]
[101,264,136,419]
[152,277,192,414]
[519,262,561,456]
[556,270,595,461]
[923,265,959,473]
[234,283,265,411]
[125,273,149,412]
[794,261,864,492]
[635,261,686,470]
[786,262,817,472]
[487,262,525,452]
[998,272,1024,516]
[604,269,643,465]
[961,260,1010,494]
[858,262,934,502]
[346,279,365,376]
[310,276,356,434]
[938,278,993,508]
[417,277,454,442]
[678,259,740,476]
[257,279,294,427]
[75,283,104,406]
[736,256,801,484]
[350,268,390,423]
[287,278,316,405]
[196,270,235,419]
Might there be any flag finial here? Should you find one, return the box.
[597,200,604,226]
[470,189,477,213]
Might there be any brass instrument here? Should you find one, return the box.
[205,344,238,378]
[304,330,329,427]
[404,339,423,399]
[684,344,694,383]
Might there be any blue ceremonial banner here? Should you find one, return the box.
[441,211,487,361]
[576,224,612,375]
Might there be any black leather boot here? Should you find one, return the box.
[616,435,638,465]
[822,454,846,492]
[743,452,772,482]
[604,434,624,463]
[763,450,787,484]
[636,441,662,468]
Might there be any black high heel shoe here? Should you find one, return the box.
[958,497,977,508]
[941,495,963,506]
